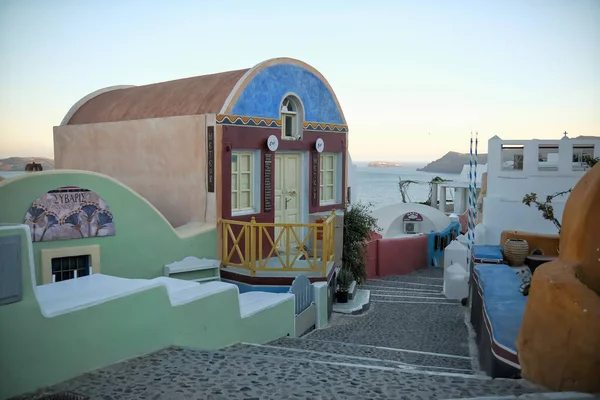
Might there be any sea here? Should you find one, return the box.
[353,162,460,210]
[1,165,461,212]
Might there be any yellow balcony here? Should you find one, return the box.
[220,212,336,277]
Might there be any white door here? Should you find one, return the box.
[275,153,301,251]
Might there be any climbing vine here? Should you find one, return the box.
[522,156,597,233]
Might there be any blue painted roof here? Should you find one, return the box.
[231,63,344,124]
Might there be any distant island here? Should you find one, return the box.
[0,157,54,171]
[368,161,402,168]
[417,151,488,174]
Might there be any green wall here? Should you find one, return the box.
[0,225,295,399]
[0,171,217,282]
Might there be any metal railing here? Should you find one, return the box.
[220,212,336,277]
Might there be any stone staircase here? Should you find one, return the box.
[20,269,577,400]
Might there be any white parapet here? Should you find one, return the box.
[444,240,469,268]
[444,262,469,300]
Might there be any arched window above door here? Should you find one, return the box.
[280,95,304,140]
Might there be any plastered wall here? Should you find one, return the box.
[54,115,213,228]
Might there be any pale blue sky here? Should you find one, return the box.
[1,0,598,162]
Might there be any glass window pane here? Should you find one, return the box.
[241,172,250,190]
[231,174,238,191]
[325,171,333,185]
[241,191,251,208]
[326,155,334,169]
[231,194,238,210]
[284,115,294,136]
[325,187,334,201]
[241,154,251,171]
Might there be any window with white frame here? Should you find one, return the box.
[280,96,302,140]
[231,152,254,212]
[320,153,336,204]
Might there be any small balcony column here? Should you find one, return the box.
[431,183,439,208]
[439,186,447,212]
[453,188,463,214]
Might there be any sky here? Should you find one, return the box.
[0,0,598,162]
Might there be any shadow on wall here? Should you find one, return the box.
[516,164,600,393]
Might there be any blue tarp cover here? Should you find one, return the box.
[474,264,527,353]
[473,245,504,261]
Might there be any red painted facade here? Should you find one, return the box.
[220,124,347,265]
[221,125,347,221]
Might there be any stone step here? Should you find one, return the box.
[369,275,445,285]
[221,342,474,376]
[260,336,474,372]
[333,289,370,315]
[348,280,358,300]
[174,346,540,399]
[362,280,444,291]
[361,284,443,293]
[370,295,461,305]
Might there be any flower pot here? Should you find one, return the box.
[336,291,349,303]
[504,239,529,266]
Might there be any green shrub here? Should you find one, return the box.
[342,202,381,284]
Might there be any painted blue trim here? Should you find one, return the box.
[427,222,461,267]
[231,64,344,124]
[222,279,290,294]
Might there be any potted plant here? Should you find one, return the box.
[336,268,353,303]
[342,201,381,284]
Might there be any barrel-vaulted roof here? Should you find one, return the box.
[62,58,347,126]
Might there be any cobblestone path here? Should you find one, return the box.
[15,269,550,400]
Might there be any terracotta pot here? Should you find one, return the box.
[504,239,529,266]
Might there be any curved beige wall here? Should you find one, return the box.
[516,164,600,393]
[53,115,212,228]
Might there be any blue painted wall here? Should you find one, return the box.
[222,279,290,294]
[427,222,461,268]
[231,63,344,124]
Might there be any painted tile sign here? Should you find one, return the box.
[24,186,115,242]
[403,212,423,222]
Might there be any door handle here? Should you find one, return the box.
[285,197,292,210]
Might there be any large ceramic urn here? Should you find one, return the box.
[504,239,530,266]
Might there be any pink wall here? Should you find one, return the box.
[365,237,380,279]
[364,233,428,279]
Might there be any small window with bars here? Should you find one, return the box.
[51,255,91,283]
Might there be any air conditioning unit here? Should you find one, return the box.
[404,222,417,234]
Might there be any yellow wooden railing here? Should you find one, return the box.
[220,212,336,277]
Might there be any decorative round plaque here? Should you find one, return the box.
[267,135,279,151]
[315,138,325,153]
